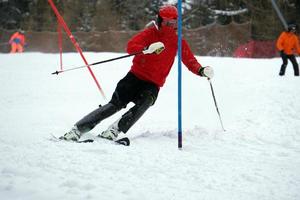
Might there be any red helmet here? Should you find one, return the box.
[159,5,178,20]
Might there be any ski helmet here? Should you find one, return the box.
[157,5,178,28]
[287,23,296,32]
[158,5,178,20]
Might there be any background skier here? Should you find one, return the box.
[61,5,214,142]
[9,30,26,53]
[276,23,300,76]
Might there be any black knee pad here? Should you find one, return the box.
[134,90,156,106]
[109,91,128,110]
[118,91,156,133]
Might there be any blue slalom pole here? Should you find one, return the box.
[177,1,183,149]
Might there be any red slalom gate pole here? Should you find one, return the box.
[57,22,63,71]
[48,0,106,99]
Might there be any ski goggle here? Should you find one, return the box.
[162,19,177,28]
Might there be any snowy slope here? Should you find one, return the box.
[0,52,299,200]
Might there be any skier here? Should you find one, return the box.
[276,23,300,76]
[60,5,214,141]
[9,30,26,53]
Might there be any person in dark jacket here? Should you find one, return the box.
[61,5,214,141]
[276,23,300,76]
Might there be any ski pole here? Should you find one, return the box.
[51,51,143,75]
[208,78,225,131]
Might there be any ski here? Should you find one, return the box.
[81,136,130,146]
[49,133,130,146]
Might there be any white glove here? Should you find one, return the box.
[199,66,214,79]
[143,42,165,54]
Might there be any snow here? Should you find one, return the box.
[0,52,300,200]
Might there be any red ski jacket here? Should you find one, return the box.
[127,26,202,87]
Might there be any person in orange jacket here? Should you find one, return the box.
[9,30,26,53]
[276,24,300,76]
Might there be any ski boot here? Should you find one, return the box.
[99,120,120,140]
[60,126,81,141]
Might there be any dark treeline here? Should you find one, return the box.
[0,0,299,40]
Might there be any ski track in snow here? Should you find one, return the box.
[0,53,299,200]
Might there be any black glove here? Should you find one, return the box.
[198,66,214,79]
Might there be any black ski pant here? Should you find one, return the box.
[279,52,299,76]
[75,72,159,134]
